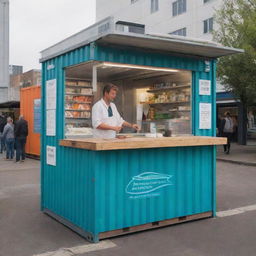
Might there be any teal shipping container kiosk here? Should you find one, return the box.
[40,17,242,242]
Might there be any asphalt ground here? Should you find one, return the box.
[0,153,256,256]
[217,141,256,166]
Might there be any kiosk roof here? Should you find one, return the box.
[40,17,243,62]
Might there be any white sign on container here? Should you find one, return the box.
[199,80,211,96]
[46,146,56,166]
[46,109,56,136]
[199,103,212,129]
[46,79,57,110]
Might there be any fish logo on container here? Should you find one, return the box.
[126,172,173,195]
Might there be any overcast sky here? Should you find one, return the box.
[10,0,96,72]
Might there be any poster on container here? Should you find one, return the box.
[46,79,56,137]
[46,109,56,136]
[199,103,212,129]
[46,146,56,166]
[34,99,41,133]
[46,79,56,110]
[199,80,211,96]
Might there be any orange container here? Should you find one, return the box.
[20,85,41,156]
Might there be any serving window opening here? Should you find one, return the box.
[64,61,192,138]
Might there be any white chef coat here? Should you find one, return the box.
[92,99,125,139]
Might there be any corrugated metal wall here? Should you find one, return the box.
[20,85,41,156]
[41,42,217,240]
[94,146,214,234]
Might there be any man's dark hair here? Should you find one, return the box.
[103,84,118,96]
[225,112,231,117]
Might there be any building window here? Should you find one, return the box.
[151,0,159,13]
[203,17,213,33]
[131,0,139,4]
[203,0,211,3]
[170,27,187,36]
[116,21,145,34]
[172,0,186,16]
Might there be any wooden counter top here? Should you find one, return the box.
[59,136,227,151]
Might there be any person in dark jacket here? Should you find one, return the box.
[220,112,233,154]
[0,113,7,153]
[14,115,28,162]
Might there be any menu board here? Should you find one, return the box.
[199,103,211,129]
[199,80,211,96]
[46,110,56,136]
[46,79,56,110]
[34,99,41,134]
[46,146,56,166]
[46,79,57,136]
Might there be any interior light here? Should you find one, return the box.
[100,62,179,73]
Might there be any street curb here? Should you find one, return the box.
[217,158,256,167]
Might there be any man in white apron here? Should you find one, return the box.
[92,84,139,139]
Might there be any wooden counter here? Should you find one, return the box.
[59,136,227,151]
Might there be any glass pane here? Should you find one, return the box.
[203,20,208,33]
[178,0,182,14]
[183,0,186,12]
[209,17,214,31]
[156,0,159,11]
[173,2,177,16]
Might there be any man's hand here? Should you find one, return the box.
[112,126,122,133]
[132,124,140,131]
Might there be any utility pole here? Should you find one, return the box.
[0,0,9,103]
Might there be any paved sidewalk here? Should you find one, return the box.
[217,140,256,166]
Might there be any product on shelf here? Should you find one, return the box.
[66,127,93,136]
[72,96,92,103]
[81,88,93,94]
[77,81,91,87]
[147,107,155,120]
[66,81,77,86]
[65,103,91,111]
[65,111,91,119]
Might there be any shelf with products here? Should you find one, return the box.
[66,85,92,88]
[141,101,190,105]
[65,95,93,103]
[147,85,190,93]
[65,109,91,112]
[139,80,191,135]
[65,110,91,118]
[66,93,93,96]
[168,110,190,112]
[65,82,93,95]
[66,79,92,87]
[141,119,171,123]
[65,117,91,120]
[65,79,94,136]
[143,82,191,106]
[141,118,190,123]
[66,93,93,97]
[65,101,92,104]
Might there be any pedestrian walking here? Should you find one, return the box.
[247,111,255,129]
[0,112,7,153]
[220,112,233,154]
[2,117,15,160]
[14,115,28,163]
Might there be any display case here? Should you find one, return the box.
[138,79,192,136]
[65,79,93,137]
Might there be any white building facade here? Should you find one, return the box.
[0,0,9,103]
[96,0,223,40]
